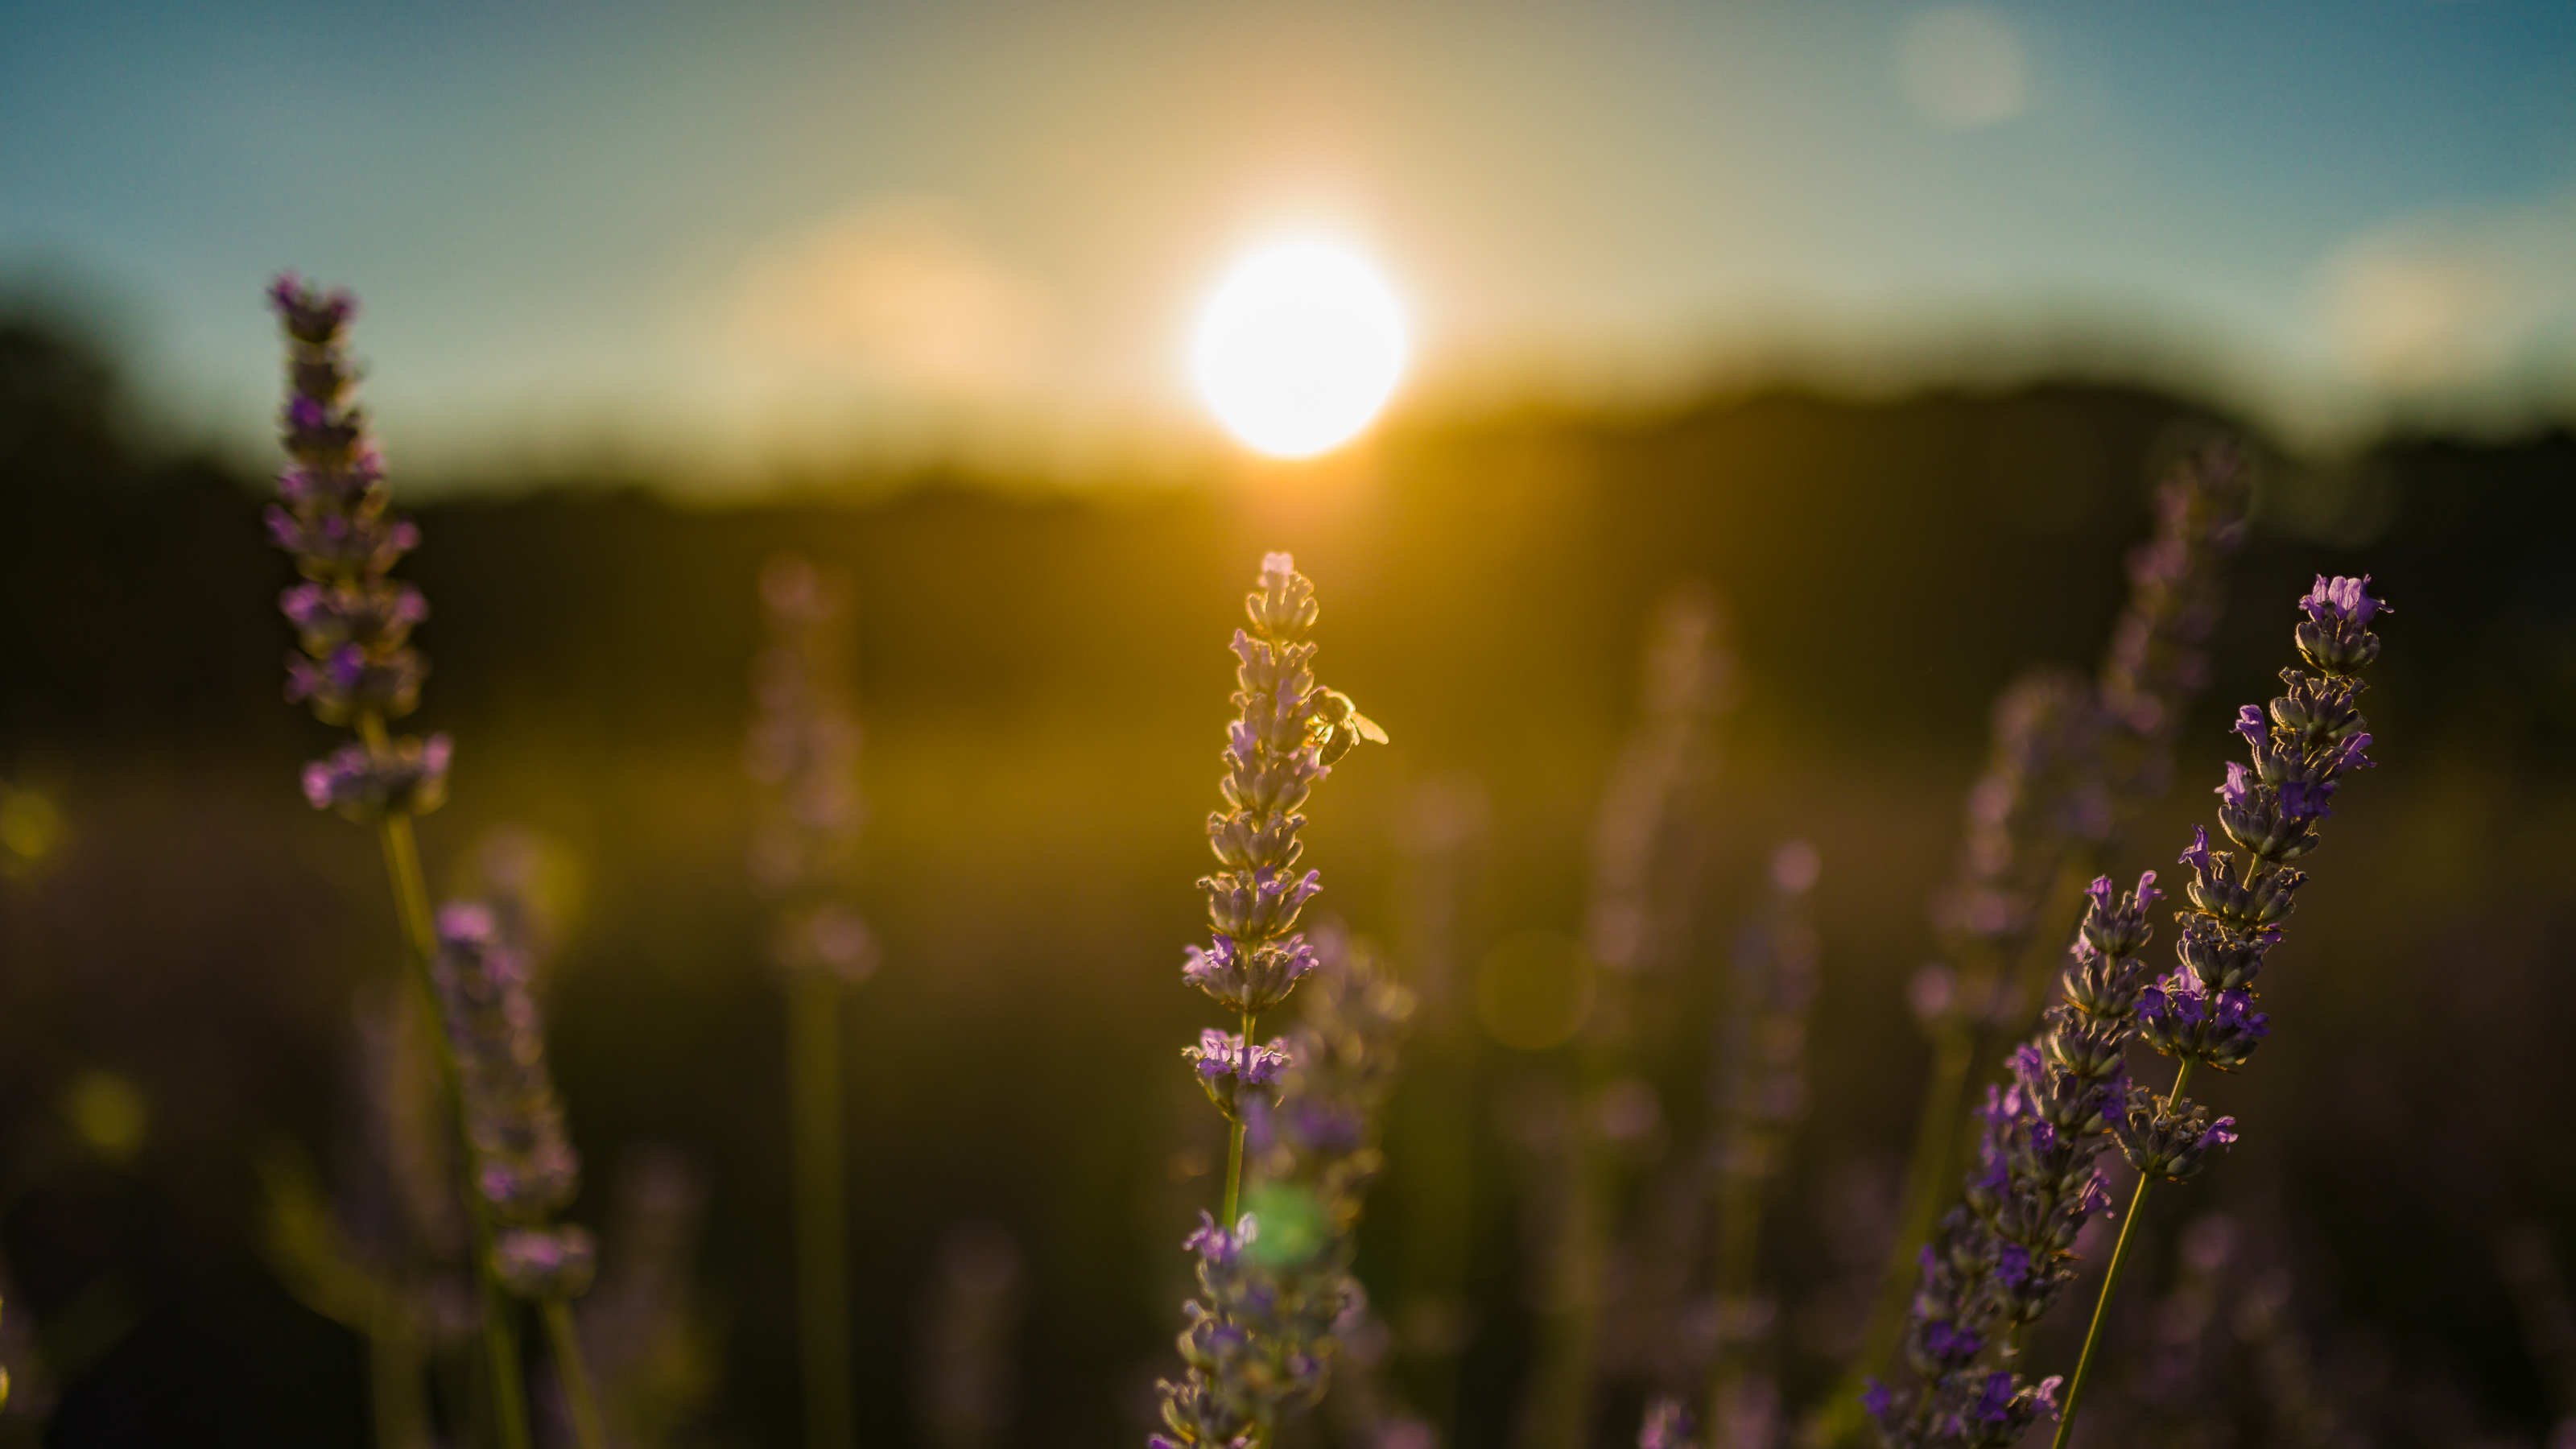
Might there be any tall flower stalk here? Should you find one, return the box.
[1154,552,1381,1449]
[745,554,877,1449]
[1524,584,1735,1449]
[1853,448,2249,1406]
[1861,575,2387,1449]
[1704,840,1822,1447]
[431,902,609,1449]
[266,275,545,1449]
[2050,575,2388,1446]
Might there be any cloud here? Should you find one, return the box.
[1897,6,2028,130]
[2318,194,2576,398]
[724,198,1054,401]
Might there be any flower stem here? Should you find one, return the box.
[788,969,856,1449]
[542,1297,608,1449]
[1223,1009,1256,1225]
[2050,1057,2194,1449]
[370,794,533,1449]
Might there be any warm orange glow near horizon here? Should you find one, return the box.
[1191,242,1409,460]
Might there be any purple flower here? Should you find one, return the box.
[1860,1379,1894,1423]
[2234,704,2267,748]
[2277,778,2336,821]
[1922,1320,1979,1361]
[492,1224,597,1300]
[2215,761,2253,811]
[1186,1030,1292,1095]
[2178,824,2215,877]
[1183,1210,1252,1264]
[2299,574,2388,625]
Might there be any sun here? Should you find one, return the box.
[1191,242,1407,459]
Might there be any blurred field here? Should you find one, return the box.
[3,316,2575,1447]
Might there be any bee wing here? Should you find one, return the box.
[1351,712,1389,745]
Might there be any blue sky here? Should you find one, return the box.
[4,0,2573,485]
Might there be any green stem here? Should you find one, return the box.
[542,1297,609,1449]
[1222,1009,1256,1226]
[369,777,532,1449]
[2050,1057,2194,1449]
[369,1293,429,1449]
[789,970,856,1449]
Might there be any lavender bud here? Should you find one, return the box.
[2213,762,2326,863]
[2110,1084,2240,1180]
[493,1224,599,1300]
[2060,941,2145,1020]
[2076,871,2161,960]
[2174,914,2277,993]
[2176,828,2305,927]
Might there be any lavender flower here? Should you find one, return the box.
[2126,576,2388,1100]
[1584,583,1735,975]
[1525,584,1736,1449]
[1187,553,1376,1026]
[1158,931,1413,1447]
[1187,1030,1294,1120]
[1156,554,1380,1449]
[744,551,871,1449]
[2047,576,2390,1447]
[747,553,877,985]
[1854,446,2250,1417]
[1866,871,2157,1447]
[2095,445,2252,808]
[429,903,584,1240]
[266,274,566,1449]
[267,275,449,816]
[1703,842,1823,1439]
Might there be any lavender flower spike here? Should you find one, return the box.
[429,904,586,1237]
[1186,553,1380,1154]
[265,275,560,1449]
[1157,557,1385,1449]
[744,552,873,1449]
[2051,576,2391,1449]
[266,275,447,814]
[1868,866,2161,1447]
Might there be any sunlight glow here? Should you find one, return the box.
[1191,242,1407,458]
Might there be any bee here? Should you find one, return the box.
[1307,688,1389,766]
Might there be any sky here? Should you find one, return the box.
[3,0,2574,487]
